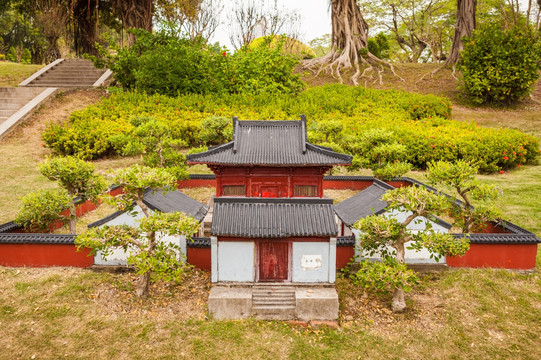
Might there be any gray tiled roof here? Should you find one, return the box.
[0,221,21,233]
[211,197,337,238]
[88,189,209,228]
[187,237,211,248]
[143,190,209,222]
[187,118,352,166]
[452,233,541,244]
[0,233,76,244]
[334,180,394,226]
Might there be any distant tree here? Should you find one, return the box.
[304,0,401,85]
[33,0,70,62]
[76,165,200,297]
[228,0,301,50]
[308,34,331,57]
[353,185,469,312]
[446,0,477,65]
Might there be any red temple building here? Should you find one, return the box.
[187,116,352,320]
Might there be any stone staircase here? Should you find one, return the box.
[22,59,109,88]
[251,285,296,320]
[0,87,54,138]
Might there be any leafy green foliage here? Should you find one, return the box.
[6,46,17,62]
[427,160,502,232]
[111,117,188,180]
[367,33,390,60]
[15,189,71,232]
[459,24,541,104]
[350,258,419,293]
[76,165,199,297]
[347,129,411,180]
[353,185,469,310]
[41,84,539,171]
[16,157,105,233]
[93,29,303,97]
[21,48,30,64]
[198,116,232,146]
[39,156,106,201]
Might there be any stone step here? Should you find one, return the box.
[0,110,17,117]
[51,65,103,71]
[0,103,26,110]
[36,75,103,81]
[0,97,36,104]
[251,306,296,320]
[0,87,44,94]
[252,300,296,307]
[25,83,94,87]
[0,116,8,122]
[48,68,105,73]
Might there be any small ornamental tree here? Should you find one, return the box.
[75,165,200,297]
[39,156,106,233]
[15,189,72,232]
[347,129,411,181]
[427,160,501,233]
[353,186,469,312]
[112,117,189,180]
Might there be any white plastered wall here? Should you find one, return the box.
[94,206,187,266]
[349,208,450,264]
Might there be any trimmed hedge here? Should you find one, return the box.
[42,84,539,172]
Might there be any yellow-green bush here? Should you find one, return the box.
[42,84,539,172]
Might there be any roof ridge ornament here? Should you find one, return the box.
[300,114,307,154]
[232,116,239,154]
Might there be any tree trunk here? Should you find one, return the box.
[445,0,476,65]
[304,0,402,84]
[392,239,407,312]
[136,271,150,297]
[69,202,77,234]
[73,0,99,56]
[113,0,154,46]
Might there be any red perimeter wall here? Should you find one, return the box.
[187,248,211,271]
[0,244,93,267]
[446,243,538,270]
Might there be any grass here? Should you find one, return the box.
[0,266,539,359]
[0,61,43,86]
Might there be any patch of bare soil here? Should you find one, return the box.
[90,268,211,321]
[336,275,445,336]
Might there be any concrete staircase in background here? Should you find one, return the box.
[20,59,110,88]
[251,285,297,320]
[0,87,58,139]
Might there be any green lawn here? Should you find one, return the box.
[0,61,43,87]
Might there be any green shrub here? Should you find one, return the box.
[15,189,72,232]
[41,84,539,172]
[6,46,17,62]
[0,54,5,61]
[367,33,390,60]
[459,25,541,104]
[21,48,31,64]
[94,29,303,96]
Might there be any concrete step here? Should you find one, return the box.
[26,83,94,87]
[0,87,44,94]
[251,306,296,320]
[0,110,17,117]
[0,97,36,104]
[0,103,27,110]
[52,65,103,71]
[36,75,103,81]
[48,68,105,74]
[0,116,8,122]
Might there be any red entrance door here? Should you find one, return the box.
[258,241,290,281]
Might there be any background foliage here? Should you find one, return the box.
[459,24,541,105]
[42,84,539,172]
